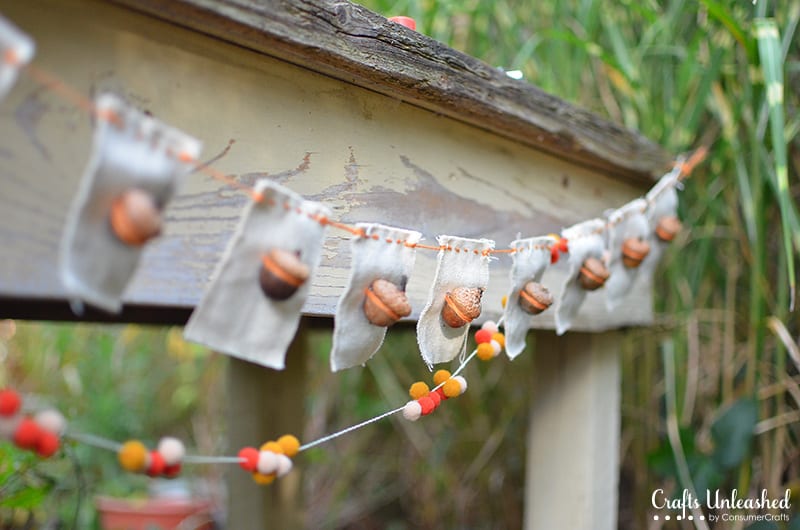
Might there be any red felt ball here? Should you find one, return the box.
[35,431,60,458]
[238,447,260,472]
[418,396,435,416]
[474,329,493,344]
[163,463,182,479]
[0,389,21,417]
[428,391,442,408]
[550,247,560,264]
[558,238,569,253]
[146,451,166,477]
[13,417,41,450]
[435,387,448,401]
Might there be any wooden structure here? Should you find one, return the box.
[0,0,670,528]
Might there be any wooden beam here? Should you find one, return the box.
[109,0,671,184]
[524,330,621,530]
[225,319,308,529]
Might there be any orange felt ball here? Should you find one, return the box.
[409,381,430,400]
[492,333,505,348]
[277,435,300,458]
[118,440,149,473]
[432,370,451,386]
[442,379,462,398]
[253,472,276,485]
[476,343,494,361]
[260,441,284,455]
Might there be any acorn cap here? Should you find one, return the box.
[519,281,553,315]
[109,189,163,246]
[621,237,651,268]
[363,279,412,327]
[441,287,483,328]
[259,249,310,300]
[655,215,682,242]
[578,257,610,291]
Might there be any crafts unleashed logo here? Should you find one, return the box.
[650,488,791,524]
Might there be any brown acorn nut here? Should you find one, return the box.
[109,188,163,246]
[441,287,483,328]
[259,248,310,300]
[518,281,553,315]
[578,257,610,291]
[655,215,682,242]
[621,237,651,268]
[363,279,412,327]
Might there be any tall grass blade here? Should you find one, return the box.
[755,19,796,310]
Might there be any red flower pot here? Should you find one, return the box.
[95,496,213,530]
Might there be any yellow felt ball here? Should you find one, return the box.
[260,441,284,455]
[253,472,276,485]
[442,379,462,398]
[277,434,300,458]
[433,370,451,386]
[492,333,505,348]
[409,381,430,400]
[477,343,495,361]
[501,295,508,308]
[118,440,148,473]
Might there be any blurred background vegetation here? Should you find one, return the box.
[2,0,800,528]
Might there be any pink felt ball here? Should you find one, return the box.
[276,454,293,477]
[474,329,493,344]
[453,376,468,395]
[418,396,435,416]
[238,447,259,472]
[35,431,60,458]
[147,451,166,477]
[257,450,279,475]
[480,320,499,334]
[34,409,66,435]
[13,417,41,450]
[0,390,21,417]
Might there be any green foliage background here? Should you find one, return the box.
[2,0,800,529]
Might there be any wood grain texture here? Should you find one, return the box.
[525,331,621,530]
[0,0,655,330]
[109,0,671,185]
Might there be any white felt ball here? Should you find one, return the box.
[453,376,468,395]
[490,340,502,357]
[34,408,67,435]
[402,400,422,421]
[257,450,279,475]
[0,415,21,440]
[481,320,499,334]
[157,437,186,466]
[276,454,293,477]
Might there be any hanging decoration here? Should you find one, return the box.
[416,236,494,369]
[59,93,202,313]
[0,14,34,102]
[184,179,331,370]
[554,219,609,335]
[330,223,421,372]
[0,11,704,489]
[503,236,556,359]
[604,198,651,310]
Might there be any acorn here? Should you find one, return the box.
[578,257,610,290]
[259,249,310,300]
[655,215,682,242]
[109,188,163,246]
[621,237,651,268]
[518,281,553,315]
[441,287,483,328]
[363,279,412,327]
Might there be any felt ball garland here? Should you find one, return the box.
[0,389,65,459]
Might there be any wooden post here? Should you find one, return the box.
[524,330,621,530]
[225,319,308,529]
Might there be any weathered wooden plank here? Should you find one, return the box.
[0,0,654,331]
[109,0,671,185]
[524,331,621,530]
